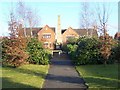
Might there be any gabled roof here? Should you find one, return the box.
[18,25,55,37]
[18,24,98,37]
[18,27,41,37]
[74,29,98,37]
[62,27,79,36]
[61,29,66,34]
[42,25,55,32]
[62,28,98,37]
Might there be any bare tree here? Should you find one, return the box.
[16,1,39,37]
[96,3,113,65]
[80,2,95,37]
[16,1,27,37]
[97,3,111,36]
[26,8,39,37]
[8,9,18,37]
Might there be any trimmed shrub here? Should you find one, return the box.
[27,38,50,65]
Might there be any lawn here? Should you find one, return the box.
[0,64,49,89]
[76,64,119,89]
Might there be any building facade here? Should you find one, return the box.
[18,15,98,50]
[38,25,55,49]
[62,27,79,44]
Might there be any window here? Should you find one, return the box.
[44,42,48,46]
[42,34,51,39]
[43,42,49,47]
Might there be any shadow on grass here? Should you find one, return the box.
[3,66,46,79]
[2,77,40,90]
[84,76,119,88]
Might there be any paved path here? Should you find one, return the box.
[43,52,87,89]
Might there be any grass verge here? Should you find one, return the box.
[76,64,119,89]
[1,64,49,89]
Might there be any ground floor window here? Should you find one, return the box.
[44,42,49,47]
[43,42,53,49]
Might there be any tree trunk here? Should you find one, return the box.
[23,25,27,37]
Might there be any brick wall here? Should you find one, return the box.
[62,27,79,43]
[38,25,55,49]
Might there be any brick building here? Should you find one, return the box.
[18,15,98,49]
[37,25,55,49]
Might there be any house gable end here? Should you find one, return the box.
[62,27,79,36]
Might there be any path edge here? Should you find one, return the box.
[75,66,89,89]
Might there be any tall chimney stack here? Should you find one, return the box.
[56,15,62,44]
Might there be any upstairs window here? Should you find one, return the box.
[42,34,51,39]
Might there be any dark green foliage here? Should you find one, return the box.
[62,36,117,65]
[67,37,78,45]
[66,44,78,60]
[111,41,120,63]
[27,38,50,65]
[61,44,68,52]
[62,37,105,65]
[75,37,102,65]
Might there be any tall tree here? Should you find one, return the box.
[97,3,113,65]
[17,1,27,37]
[80,2,95,37]
[8,10,18,37]
[97,3,111,36]
[16,1,39,37]
[26,8,39,37]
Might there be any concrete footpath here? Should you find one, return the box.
[43,52,87,89]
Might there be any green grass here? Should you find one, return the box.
[0,64,49,88]
[76,64,120,89]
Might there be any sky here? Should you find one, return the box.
[0,0,119,37]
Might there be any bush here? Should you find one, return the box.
[62,37,105,65]
[74,37,101,65]
[99,34,115,65]
[61,44,68,52]
[111,41,120,63]
[66,44,78,60]
[67,37,78,45]
[27,38,50,65]
[2,37,29,67]
[62,36,118,65]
